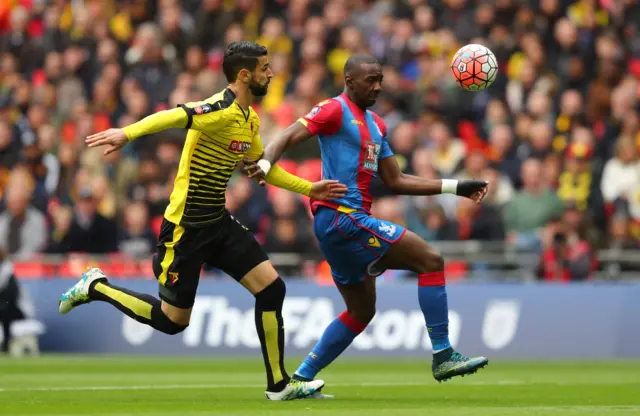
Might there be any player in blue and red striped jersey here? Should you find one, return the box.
[244,54,489,387]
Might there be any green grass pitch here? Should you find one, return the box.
[1,356,640,415]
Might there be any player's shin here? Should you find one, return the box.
[254,277,290,392]
[294,311,367,381]
[89,281,187,335]
[417,271,452,355]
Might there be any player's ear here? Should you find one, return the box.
[239,68,251,83]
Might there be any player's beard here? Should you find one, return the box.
[249,78,269,97]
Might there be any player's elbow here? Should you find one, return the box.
[383,174,404,194]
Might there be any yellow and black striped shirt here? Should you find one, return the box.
[124,88,262,226]
[122,87,312,227]
[169,88,263,226]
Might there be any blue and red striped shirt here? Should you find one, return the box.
[298,93,394,214]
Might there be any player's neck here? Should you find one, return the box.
[344,90,366,112]
[228,84,253,111]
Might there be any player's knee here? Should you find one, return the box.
[163,319,189,335]
[349,306,376,325]
[255,277,286,311]
[420,250,444,273]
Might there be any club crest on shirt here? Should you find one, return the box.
[307,106,321,119]
[378,222,397,238]
[194,104,213,114]
[363,142,381,172]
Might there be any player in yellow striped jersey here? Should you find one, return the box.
[57,41,344,400]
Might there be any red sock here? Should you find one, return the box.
[418,271,446,286]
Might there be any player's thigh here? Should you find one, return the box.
[207,214,273,295]
[345,213,409,276]
[152,219,205,313]
[314,209,376,285]
[374,229,444,274]
[336,275,376,323]
[239,260,279,294]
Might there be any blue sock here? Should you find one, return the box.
[295,311,366,380]
[418,272,451,353]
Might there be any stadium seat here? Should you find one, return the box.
[13,262,45,279]
[444,262,468,281]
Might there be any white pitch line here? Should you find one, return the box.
[2,378,638,393]
[0,380,513,393]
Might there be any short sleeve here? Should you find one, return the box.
[371,112,394,159]
[178,100,227,132]
[245,131,264,161]
[380,137,395,159]
[297,99,342,136]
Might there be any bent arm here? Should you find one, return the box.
[378,156,443,195]
[122,108,188,141]
[244,128,313,196]
[262,121,315,165]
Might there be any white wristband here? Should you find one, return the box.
[441,179,458,195]
[257,159,272,176]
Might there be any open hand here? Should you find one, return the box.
[457,180,489,204]
[242,159,266,185]
[310,180,348,201]
[86,128,128,155]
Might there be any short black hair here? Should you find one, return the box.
[222,41,268,83]
[344,54,380,78]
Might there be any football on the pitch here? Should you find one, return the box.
[450,44,498,91]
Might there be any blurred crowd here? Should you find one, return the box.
[1,0,639,280]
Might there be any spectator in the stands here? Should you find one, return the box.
[537,206,598,283]
[427,121,465,178]
[0,168,47,260]
[479,166,514,207]
[117,201,157,259]
[600,137,640,211]
[456,197,505,241]
[49,187,118,254]
[487,124,522,187]
[406,203,459,242]
[505,158,564,250]
[557,140,596,212]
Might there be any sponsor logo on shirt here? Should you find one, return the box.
[351,120,364,126]
[228,140,251,153]
[363,141,381,172]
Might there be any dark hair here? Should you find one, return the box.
[344,53,379,77]
[222,41,268,83]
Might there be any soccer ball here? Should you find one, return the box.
[450,44,498,91]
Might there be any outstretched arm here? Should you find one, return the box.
[85,98,230,155]
[122,108,189,141]
[86,108,188,155]
[378,156,488,202]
